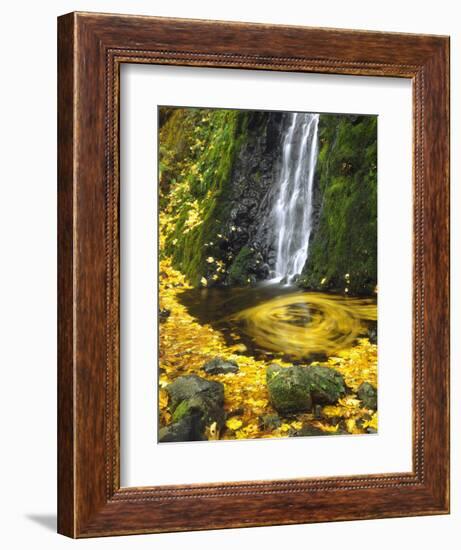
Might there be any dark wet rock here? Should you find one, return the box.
[159,415,206,442]
[367,325,378,344]
[171,392,225,428]
[159,308,171,322]
[202,357,239,375]
[166,374,224,411]
[325,415,342,426]
[266,364,346,414]
[227,246,269,286]
[357,382,378,410]
[307,352,328,363]
[258,413,282,431]
[293,425,331,437]
[217,112,286,281]
[226,407,245,419]
[313,404,323,419]
[163,375,225,441]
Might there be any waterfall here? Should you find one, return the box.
[272,112,319,283]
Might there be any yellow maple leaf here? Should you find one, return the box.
[226,418,243,431]
[346,418,357,433]
[159,389,169,410]
[322,405,342,417]
[230,343,247,353]
[363,412,378,431]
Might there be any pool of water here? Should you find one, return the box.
[178,282,377,363]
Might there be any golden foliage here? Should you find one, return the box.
[363,412,378,431]
[325,338,377,392]
[225,418,243,431]
[232,293,376,359]
[323,395,378,434]
[311,422,339,433]
[159,260,378,439]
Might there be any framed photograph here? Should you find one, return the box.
[58,12,450,537]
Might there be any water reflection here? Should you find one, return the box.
[178,285,376,362]
[233,291,376,359]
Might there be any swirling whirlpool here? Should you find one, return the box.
[231,292,377,359]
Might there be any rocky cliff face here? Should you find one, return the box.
[298,114,377,295]
[219,111,286,284]
[162,109,287,287]
[160,107,377,295]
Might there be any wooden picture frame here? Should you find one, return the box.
[57,12,450,537]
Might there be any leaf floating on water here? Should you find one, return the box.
[231,292,376,359]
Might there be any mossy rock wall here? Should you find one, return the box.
[298,114,377,295]
[160,108,377,293]
[159,108,283,286]
[159,108,245,285]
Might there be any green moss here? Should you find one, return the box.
[228,246,255,286]
[171,399,190,422]
[160,108,377,293]
[299,115,377,295]
[160,108,250,285]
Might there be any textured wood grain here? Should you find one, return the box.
[57,12,450,538]
[57,12,76,538]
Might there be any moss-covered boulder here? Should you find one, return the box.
[266,364,346,414]
[304,366,346,404]
[266,364,312,414]
[166,374,223,410]
[162,375,225,442]
[357,382,378,410]
[159,415,205,443]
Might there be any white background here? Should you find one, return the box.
[0,0,458,548]
[121,65,412,486]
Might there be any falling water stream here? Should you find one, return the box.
[179,112,376,361]
[272,113,319,283]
